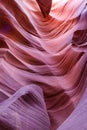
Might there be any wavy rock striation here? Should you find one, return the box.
[0,0,87,130]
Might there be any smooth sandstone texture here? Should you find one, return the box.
[0,0,87,130]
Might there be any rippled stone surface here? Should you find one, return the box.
[0,0,87,130]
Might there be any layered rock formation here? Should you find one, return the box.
[0,0,87,130]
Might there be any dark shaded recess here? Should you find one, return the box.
[21,92,41,107]
[72,30,87,45]
[0,9,34,47]
[21,93,35,105]
[0,0,39,37]
[36,0,52,17]
[0,21,12,34]
[0,9,14,34]
[45,90,70,109]
[33,81,71,108]
[0,120,14,130]
[0,38,8,48]
[0,9,13,34]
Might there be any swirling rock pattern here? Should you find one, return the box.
[0,0,87,130]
